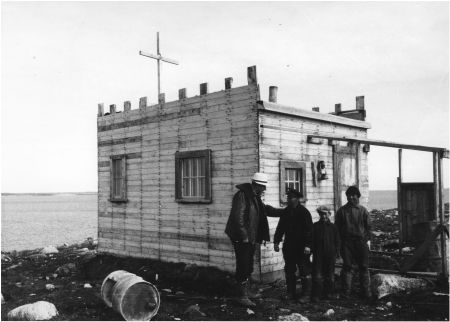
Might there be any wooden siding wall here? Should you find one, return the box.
[258,111,369,275]
[97,84,260,272]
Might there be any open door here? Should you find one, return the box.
[333,143,359,212]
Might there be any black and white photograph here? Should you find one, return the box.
[1,1,449,321]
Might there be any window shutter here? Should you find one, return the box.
[110,157,114,200]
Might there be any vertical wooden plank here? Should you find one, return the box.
[124,101,131,112]
[437,154,448,276]
[200,83,209,95]
[178,88,187,100]
[225,77,233,89]
[98,103,104,117]
[121,156,127,200]
[139,97,147,109]
[433,152,439,221]
[398,149,403,254]
[110,104,116,114]
[158,93,165,104]
[247,66,257,85]
[335,103,341,114]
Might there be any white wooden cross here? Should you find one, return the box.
[139,32,179,96]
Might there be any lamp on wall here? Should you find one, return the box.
[317,161,328,181]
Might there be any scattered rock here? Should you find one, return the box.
[15,282,22,288]
[175,291,185,296]
[432,292,449,296]
[323,309,334,317]
[55,263,76,276]
[371,274,431,299]
[247,308,255,315]
[401,247,414,253]
[372,231,384,237]
[7,301,58,321]
[45,284,55,291]
[41,246,59,254]
[278,313,309,321]
[386,301,392,307]
[184,304,206,318]
[174,318,181,321]
[1,293,5,304]
[162,288,172,293]
[2,254,12,263]
[279,308,291,313]
[53,274,58,278]
[84,283,92,288]
[76,248,90,254]
[29,253,47,261]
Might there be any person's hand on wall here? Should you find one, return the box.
[274,243,280,252]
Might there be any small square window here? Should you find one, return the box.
[175,150,212,203]
[280,161,307,204]
[109,155,127,202]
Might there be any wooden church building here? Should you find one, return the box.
[96,66,371,281]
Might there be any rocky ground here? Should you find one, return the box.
[1,208,449,321]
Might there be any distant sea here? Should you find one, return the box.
[1,190,449,251]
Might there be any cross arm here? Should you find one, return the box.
[139,51,179,65]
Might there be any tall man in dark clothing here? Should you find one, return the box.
[335,186,372,299]
[271,189,313,303]
[311,206,340,302]
[225,172,272,307]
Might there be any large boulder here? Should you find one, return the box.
[371,273,431,299]
[7,301,58,320]
[41,246,58,254]
[278,313,309,321]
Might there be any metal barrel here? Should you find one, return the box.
[101,270,160,321]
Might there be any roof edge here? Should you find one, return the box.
[257,101,371,129]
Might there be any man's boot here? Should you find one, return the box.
[246,279,262,299]
[284,275,297,301]
[324,278,339,300]
[341,271,352,299]
[311,277,323,303]
[360,270,372,300]
[298,276,312,304]
[236,280,256,307]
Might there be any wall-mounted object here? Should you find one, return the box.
[317,161,328,181]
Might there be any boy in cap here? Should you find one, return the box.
[311,206,340,302]
[225,172,274,307]
[270,188,313,303]
[335,186,372,299]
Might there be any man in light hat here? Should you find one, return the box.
[225,172,272,307]
[335,185,372,300]
[269,188,313,303]
[311,205,340,302]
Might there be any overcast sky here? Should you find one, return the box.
[2,1,449,193]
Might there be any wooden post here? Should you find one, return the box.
[247,66,257,85]
[433,152,439,221]
[124,101,131,112]
[356,96,365,110]
[200,83,209,95]
[139,97,147,109]
[225,77,233,89]
[312,107,320,112]
[178,88,186,100]
[109,104,116,114]
[335,103,342,114]
[398,149,403,254]
[158,93,165,104]
[98,103,104,117]
[269,86,278,103]
[437,154,448,276]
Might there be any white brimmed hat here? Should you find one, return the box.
[251,172,268,186]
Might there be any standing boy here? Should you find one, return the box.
[271,189,313,303]
[311,206,340,302]
[335,186,372,299]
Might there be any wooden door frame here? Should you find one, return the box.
[333,142,360,212]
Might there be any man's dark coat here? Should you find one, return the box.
[225,183,270,244]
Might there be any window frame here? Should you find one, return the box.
[109,154,128,203]
[279,160,307,204]
[175,149,212,204]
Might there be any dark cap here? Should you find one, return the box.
[345,186,361,198]
[286,188,303,198]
